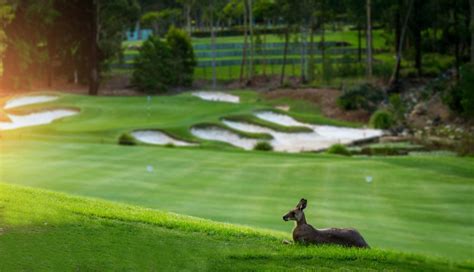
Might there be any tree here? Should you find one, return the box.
[247,0,254,81]
[86,0,140,95]
[471,0,474,63]
[240,0,249,83]
[366,0,373,79]
[199,0,226,88]
[132,36,174,92]
[0,0,139,94]
[141,9,181,37]
[166,27,196,86]
[389,0,414,89]
[177,0,195,35]
[276,0,299,85]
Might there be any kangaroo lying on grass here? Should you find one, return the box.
[282,198,369,248]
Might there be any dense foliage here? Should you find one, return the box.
[0,0,139,93]
[132,28,195,92]
[166,27,197,86]
[132,36,174,93]
[459,64,474,118]
[370,110,395,129]
[337,83,384,112]
[444,64,474,118]
[254,141,273,151]
[118,133,136,145]
[327,144,351,156]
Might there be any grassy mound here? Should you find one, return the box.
[1,183,471,271]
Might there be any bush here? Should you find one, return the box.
[459,64,474,118]
[322,57,334,84]
[254,141,273,151]
[370,110,395,129]
[132,28,196,93]
[118,133,136,146]
[337,83,384,112]
[327,144,351,156]
[389,94,406,122]
[132,36,174,93]
[166,27,197,86]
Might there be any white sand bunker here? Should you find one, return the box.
[4,95,58,110]
[192,91,240,103]
[223,120,334,153]
[191,126,258,150]
[0,109,78,130]
[131,130,195,146]
[245,111,382,152]
[255,111,309,127]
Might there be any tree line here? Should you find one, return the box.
[0,0,473,94]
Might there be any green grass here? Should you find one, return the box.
[0,91,473,263]
[124,29,387,47]
[119,29,392,81]
[1,183,471,271]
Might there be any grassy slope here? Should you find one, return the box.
[1,183,471,271]
[1,92,473,262]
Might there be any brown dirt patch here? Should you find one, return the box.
[264,88,371,123]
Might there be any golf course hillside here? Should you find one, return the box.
[1,183,472,271]
[1,91,473,268]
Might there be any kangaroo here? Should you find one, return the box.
[282,198,369,248]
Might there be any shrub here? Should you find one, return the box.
[132,36,174,93]
[444,64,474,118]
[370,110,395,129]
[166,27,196,86]
[389,94,406,122]
[336,55,362,77]
[254,141,273,151]
[337,83,384,112]
[118,134,136,146]
[322,57,334,84]
[373,62,393,79]
[459,64,474,118]
[327,144,351,156]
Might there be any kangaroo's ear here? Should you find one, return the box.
[296,198,307,210]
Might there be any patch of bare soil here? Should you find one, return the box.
[264,88,371,123]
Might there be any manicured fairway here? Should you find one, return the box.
[1,184,471,271]
[1,92,473,262]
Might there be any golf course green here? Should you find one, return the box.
[1,91,473,270]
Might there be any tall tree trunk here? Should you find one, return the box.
[366,0,373,79]
[308,22,315,82]
[357,22,362,63]
[454,7,461,80]
[300,24,308,83]
[1,2,26,91]
[186,3,192,36]
[413,0,422,77]
[240,2,249,83]
[89,0,100,96]
[262,20,268,76]
[470,0,474,63]
[47,24,57,88]
[248,0,254,81]
[389,0,414,88]
[319,20,326,66]
[280,25,290,86]
[210,9,217,89]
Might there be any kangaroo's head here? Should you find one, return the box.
[282,198,307,222]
